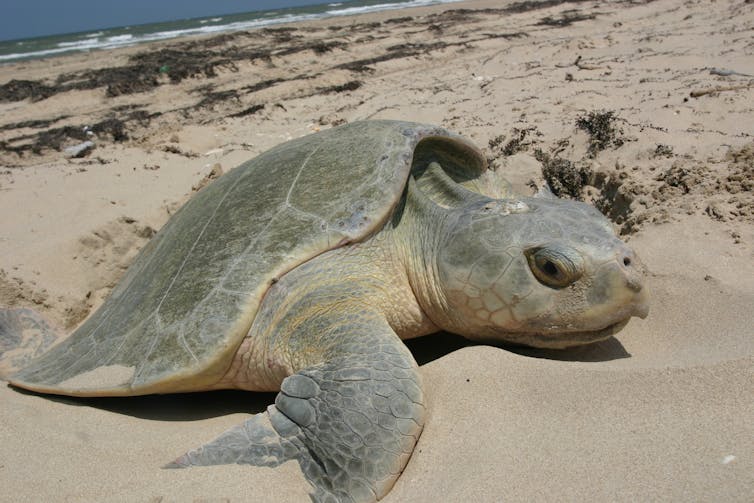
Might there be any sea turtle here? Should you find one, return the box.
[0,120,648,502]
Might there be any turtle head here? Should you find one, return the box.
[432,195,649,348]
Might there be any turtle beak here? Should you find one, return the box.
[632,290,650,319]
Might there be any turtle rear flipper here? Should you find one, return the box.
[0,308,60,380]
[169,325,425,503]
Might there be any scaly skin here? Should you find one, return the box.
[172,224,430,501]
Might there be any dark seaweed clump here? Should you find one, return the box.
[652,144,674,158]
[534,149,593,199]
[319,81,362,94]
[229,104,265,118]
[0,79,56,103]
[0,49,240,103]
[575,110,625,157]
[3,110,158,156]
[537,10,596,27]
[489,127,541,158]
[24,118,128,154]
[0,116,70,131]
[503,0,590,15]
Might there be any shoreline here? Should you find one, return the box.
[0,0,483,66]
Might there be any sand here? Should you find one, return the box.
[1,0,752,500]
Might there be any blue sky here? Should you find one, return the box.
[0,1,334,41]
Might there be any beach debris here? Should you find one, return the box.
[472,74,496,87]
[555,55,607,71]
[707,68,753,78]
[574,55,605,71]
[575,110,626,157]
[689,83,753,98]
[0,79,55,103]
[229,104,264,118]
[318,114,346,127]
[317,80,362,94]
[161,144,198,158]
[534,149,592,199]
[652,144,674,159]
[705,203,726,221]
[488,126,541,158]
[722,455,737,465]
[309,41,348,55]
[64,141,95,158]
[0,116,71,132]
[192,163,223,192]
[537,10,596,27]
[196,89,240,109]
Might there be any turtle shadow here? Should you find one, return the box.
[406,332,475,365]
[406,332,631,365]
[10,385,276,422]
[9,334,628,422]
[504,335,632,362]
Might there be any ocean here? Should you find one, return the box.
[0,0,463,64]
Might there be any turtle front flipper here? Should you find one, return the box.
[0,308,61,380]
[170,323,425,503]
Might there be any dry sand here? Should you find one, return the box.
[1,0,753,501]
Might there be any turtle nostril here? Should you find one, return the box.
[623,256,631,267]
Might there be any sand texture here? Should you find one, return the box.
[1,0,753,501]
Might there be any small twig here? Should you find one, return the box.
[690,83,753,98]
[575,55,604,70]
[556,55,606,70]
[708,68,754,78]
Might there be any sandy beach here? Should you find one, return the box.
[1,0,753,501]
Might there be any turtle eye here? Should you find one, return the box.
[526,247,583,288]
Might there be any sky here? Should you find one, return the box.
[0,0,335,41]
